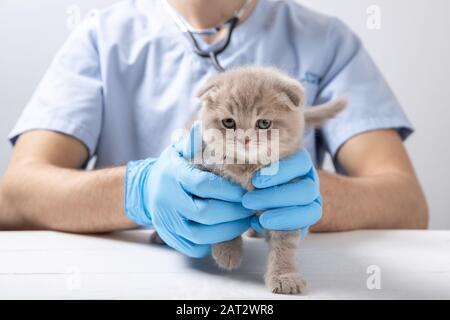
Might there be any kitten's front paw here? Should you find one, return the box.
[212,237,243,271]
[265,273,306,294]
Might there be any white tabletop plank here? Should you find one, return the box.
[0,230,449,299]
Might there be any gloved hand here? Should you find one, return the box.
[242,150,322,239]
[124,123,253,258]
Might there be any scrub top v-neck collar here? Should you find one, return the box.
[157,0,267,67]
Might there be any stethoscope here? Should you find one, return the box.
[164,0,253,72]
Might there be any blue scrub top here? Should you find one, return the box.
[9,0,413,170]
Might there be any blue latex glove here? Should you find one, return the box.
[242,150,322,239]
[124,123,253,258]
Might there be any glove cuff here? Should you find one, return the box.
[124,158,157,226]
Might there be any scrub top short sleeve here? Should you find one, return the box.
[8,12,103,157]
[316,18,413,159]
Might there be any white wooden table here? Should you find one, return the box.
[0,230,449,299]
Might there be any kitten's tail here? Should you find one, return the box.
[304,97,348,127]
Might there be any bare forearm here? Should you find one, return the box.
[313,169,429,232]
[0,164,136,232]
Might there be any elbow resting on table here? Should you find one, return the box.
[0,168,32,230]
[401,175,429,230]
[0,179,18,230]
[411,195,429,230]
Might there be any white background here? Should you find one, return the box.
[0,0,449,228]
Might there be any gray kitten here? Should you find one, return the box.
[152,66,346,294]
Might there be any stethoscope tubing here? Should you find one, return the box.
[164,0,251,72]
[183,17,239,72]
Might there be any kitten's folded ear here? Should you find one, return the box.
[197,76,220,103]
[304,98,348,127]
[276,78,305,110]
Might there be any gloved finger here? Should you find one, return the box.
[175,156,246,202]
[181,197,254,225]
[177,218,251,245]
[252,218,309,239]
[174,121,203,160]
[315,194,323,206]
[252,150,313,188]
[250,216,265,234]
[154,226,211,258]
[300,227,309,240]
[307,165,320,187]
[258,202,322,231]
[242,177,319,210]
[252,217,311,239]
[252,216,312,239]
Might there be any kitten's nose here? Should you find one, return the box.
[237,137,251,146]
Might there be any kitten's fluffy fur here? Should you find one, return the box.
[152,66,346,294]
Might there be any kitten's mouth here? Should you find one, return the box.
[202,137,278,166]
[227,142,274,165]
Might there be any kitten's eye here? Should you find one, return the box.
[256,119,272,129]
[222,118,236,129]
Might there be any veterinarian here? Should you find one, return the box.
[0,0,428,257]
